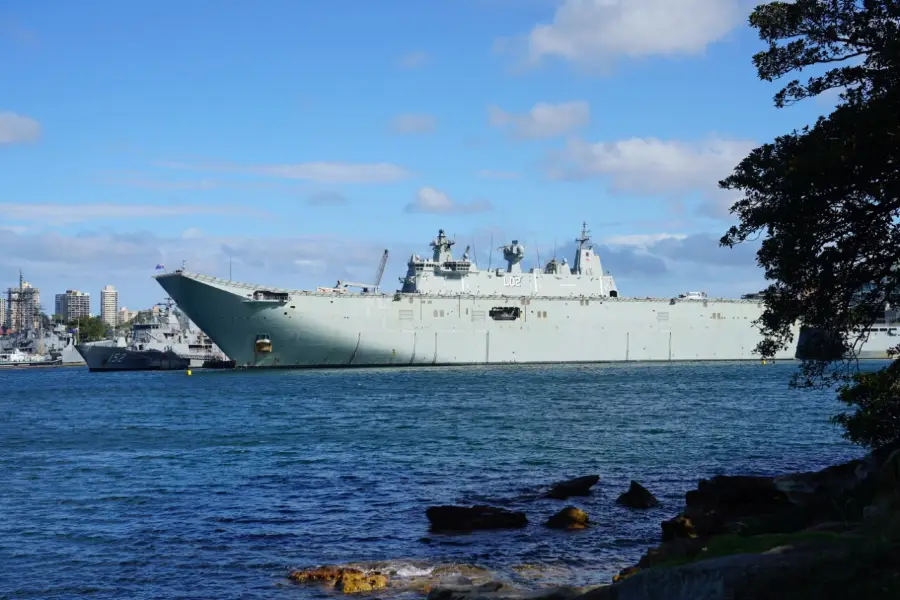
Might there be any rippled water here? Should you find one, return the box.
[0,362,873,599]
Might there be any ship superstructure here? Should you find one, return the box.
[153,223,806,368]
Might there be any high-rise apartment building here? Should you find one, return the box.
[0,297,6,329]
[100,285,118,328]
[58,289,90,322]
[54,293,66,319]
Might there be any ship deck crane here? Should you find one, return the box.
[333,249,389,294]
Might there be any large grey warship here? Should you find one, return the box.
[154,223,804,368]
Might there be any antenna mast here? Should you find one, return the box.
[576,221,591,250]
[488,233,493,271]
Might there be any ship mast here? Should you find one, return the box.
[573,222,591,275]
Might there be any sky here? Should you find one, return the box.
[0,0,839,314]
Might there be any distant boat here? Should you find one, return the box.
[0,347,63,368]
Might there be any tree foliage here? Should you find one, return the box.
[719,0,900,448]
[69,316,109,343]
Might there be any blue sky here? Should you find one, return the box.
[1,0,836,314]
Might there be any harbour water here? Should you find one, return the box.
[0,362,872,599]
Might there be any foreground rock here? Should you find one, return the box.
[428,581,584,600]
[426,505,528,532]
[607,447,900,595]
[545,475,600,500]
[545,506,589,530]
[581,538,887,600]
[616,481,659,509]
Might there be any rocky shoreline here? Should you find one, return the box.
[287,445,900,599]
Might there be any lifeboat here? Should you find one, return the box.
[255,334,272,353]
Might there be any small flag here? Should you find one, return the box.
[155,264,165,270]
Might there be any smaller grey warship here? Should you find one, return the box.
[76,298,233,372]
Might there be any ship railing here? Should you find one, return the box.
[180,268,771,304]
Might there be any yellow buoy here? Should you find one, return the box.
[186,369,192,376]
[761,360,767,365]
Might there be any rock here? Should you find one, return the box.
[863,448,900,521]
[288,565,388,594]
[687,475,787,514]
[672,475,799,538]
[426,505,528,532]
[616,481,659,509]
[545,475,600,500]
[427,582,505,600]
[774,457,876,507]
[289,565,361,583]
[335,571,388,594]
[589,537,874,600]
[545,506,590,530]
[428,581,581,600]
[800,520,855,533]
[660,515,698,541]
[613,536,709,582]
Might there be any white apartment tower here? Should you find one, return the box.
[100,285,118,328]
[61,290,90,321]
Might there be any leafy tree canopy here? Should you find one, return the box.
[68,316,109,343]
[719,0,900,448]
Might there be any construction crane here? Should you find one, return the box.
[333,249,389,294]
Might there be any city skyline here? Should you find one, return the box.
[2,275,143,328]
[0,0,840,306]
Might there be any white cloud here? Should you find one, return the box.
[603,232,688,247]
[477,169,520,179]
[0,111,41,144]
[397,50,429,69]
[489,101,589,139]
[523,0,742,68]
[181,227,203,239]
[161,160,412,184]
[0,202,256,225]
[390,113,437,134]
[0,228,410,309]
[404,187,492,214]
[547,135,753,218]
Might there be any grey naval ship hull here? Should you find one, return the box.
[795,325,898,361]
[76,343,191,372]
[154,271,800,369]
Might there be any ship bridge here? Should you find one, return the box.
[399,223,619,298]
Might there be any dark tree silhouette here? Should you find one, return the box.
[719,0,900,448]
